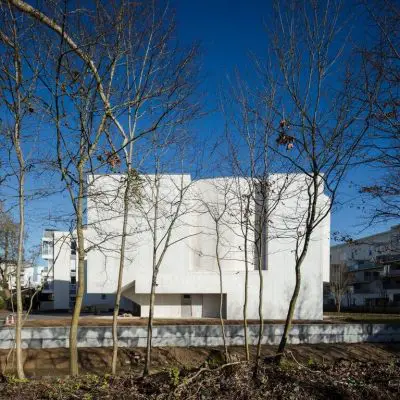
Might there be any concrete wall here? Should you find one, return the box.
[0,323,399,349]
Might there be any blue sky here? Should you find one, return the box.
[175,0,393,239]
[1,0,395,260]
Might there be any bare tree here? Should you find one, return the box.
[5,1,200,376]
[140,134,199,376]
[256,0,373,364]
[0,4,46,378]
[223,75,291,364]
[358,0,400,224]
[198,178,235,362]
[330,263,351,313]
[41,3,126,376]
[109,2,199,374]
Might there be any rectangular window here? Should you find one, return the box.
[71,240,77,255]
[42,241,52,257]
[101,294,107,300]
[71,277,76,284]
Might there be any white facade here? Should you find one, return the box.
[82,173,330,320]
[21,265,44,288]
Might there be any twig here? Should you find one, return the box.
[172,361,244,397]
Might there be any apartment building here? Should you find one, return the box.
[40,229,132,312]
[330,225,400,307]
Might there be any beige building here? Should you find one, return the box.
[330,225,400,307]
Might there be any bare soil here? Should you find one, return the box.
[1,343,399,377]
[0,345,399,399]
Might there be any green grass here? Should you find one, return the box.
[324,312,400,324]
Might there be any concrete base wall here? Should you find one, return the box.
[1,323,399,349]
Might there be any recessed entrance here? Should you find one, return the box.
[181,294,192,317]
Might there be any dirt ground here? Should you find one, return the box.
[1,343,399,377]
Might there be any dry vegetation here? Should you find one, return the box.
[1,313,398,328]
[0,356,399,399]
[0,344,399,399]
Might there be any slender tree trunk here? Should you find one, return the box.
[69,171,85,376]
[13,35,25,378]
[275,232,311,364]
[275,176,318,365]
[256,206,265,363]
[337,298,341,314]
[243,230,249,361]
[15,148,25,379]
[144,274,157,376]
[275,258,303,364]
[256,253,264,363]
[215,224,228,362]
[144,177,160,376]
[111,177,131,374]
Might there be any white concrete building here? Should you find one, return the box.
[79,173,330,320]
[330,225,400,307]
[21,265,44,288]
[40,229,132,312]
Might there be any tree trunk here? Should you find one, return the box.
[15,151,25,379]
[216,224,228,362]
[243,230,249,361]
[69,172,85,376]
[336,298,341,314]
[143,275,157,376]
[275,259,302,364]
[144,177,159,377]
[13,42,25,378]
[256,254,264,363]
[256,207,265,363]
[275,176,318,365]
[111,177,131,374]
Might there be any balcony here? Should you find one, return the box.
[350,276,379,284]
[348,260,381,272]
[380,270,400,281]
[376,253,400,264]
[41,281,54,292]
[352,286,375,294]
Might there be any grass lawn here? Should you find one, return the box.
[324,312,400,324]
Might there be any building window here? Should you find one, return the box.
[71,240,77,255]
[42,240,52,257]
[101,294,107,300]
[183,294,191,299]
[71,277,76,284]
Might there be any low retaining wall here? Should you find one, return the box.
[0,323,399,349]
